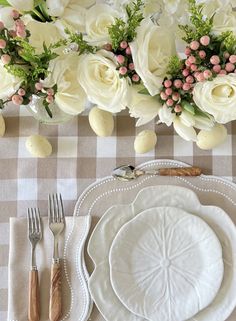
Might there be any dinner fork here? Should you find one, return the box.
[48,193,65,321]
[27,208,42,321]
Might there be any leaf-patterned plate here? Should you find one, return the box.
[109,207,224,321]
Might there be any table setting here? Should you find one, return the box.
[1,0,236,321]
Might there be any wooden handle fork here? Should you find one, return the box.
[28,270,40,321]
[49,262,62,321]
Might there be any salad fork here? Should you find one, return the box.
[27,208,42,321]
[48,193,65,321]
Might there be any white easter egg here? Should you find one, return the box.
[0,113,5,137]
[26,135,52,158]
[89,106,114,137]
[134,130,157,154]
[196,124,227,150]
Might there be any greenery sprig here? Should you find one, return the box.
[167,56,184,77]
[108,0,144,50]
[179,0,214,43]
[218,31,236,54]
[65,28,97,55]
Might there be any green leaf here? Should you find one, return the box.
[0,0,10,6]
[138,88,150,95]
[0,99,4,109]
[43,41,48,53]
[194,106,211,118]
[43,101,53,118]
[38,2,51,21]
[34,0,44,7]
[65,30,97,55]
[182,100,195,115]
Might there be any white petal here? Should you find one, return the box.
[174,118,197,141]
[46,0,69,17]
[45,54,87,115]
[60,5,86,31]
[179,110,195,127]
[8,0,34,11]
[0,63,22,100]
[158,104,176,126]
[128,86,160,126]
[194,115,215,130]
[26,21,63,54]
[55,92,85,115]
[0,7,15,28]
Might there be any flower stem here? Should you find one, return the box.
[32,9,46,22]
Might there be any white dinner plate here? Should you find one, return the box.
[88,185,236,321]
[109,207,224,321]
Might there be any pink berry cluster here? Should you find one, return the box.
[160,79,183,113]
[103,41,140,83]
[184,35,236,80]
[0,10,27,65]
[11,88,26,105]
[35,82,55,104]
[159,34,236,115]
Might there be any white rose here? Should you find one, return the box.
[128,86,161,126]
[163,0,186,15]
[7,0,34,11]
[26,20,63,54]
[130,18,176,96]
[84,4,119,45]
[212,8,236,35]
[46,0,95,31]
[193,74,236,124]
[46,0,94,16]
[78,50,130,113]
[143,0,161,16]
[0,63,22,100]
[158,105,214,141]
[199,1,236,35]
[44,54,87,115]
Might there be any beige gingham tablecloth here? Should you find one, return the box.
[0,104,236,319]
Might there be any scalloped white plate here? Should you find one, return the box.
[109,207,224,321]
[87,185,236,321]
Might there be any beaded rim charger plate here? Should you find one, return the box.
[87,184,236,321]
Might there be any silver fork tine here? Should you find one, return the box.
[53,194,57,222]
[59,194,64,223]
[32,209,37,232]
[54,193,59,222]
[27,209,31,234]
[48,194,53,224]
[35,208,40,233]
[30,209,34,234]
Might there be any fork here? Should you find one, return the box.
[27,208,42,321]
[48,194,65,321]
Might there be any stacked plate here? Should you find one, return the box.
[87,186,236,321]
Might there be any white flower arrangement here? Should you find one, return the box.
[0,0,236,150]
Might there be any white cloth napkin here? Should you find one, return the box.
[8,216,92,321]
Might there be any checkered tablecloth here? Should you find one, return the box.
[0,104,236,319]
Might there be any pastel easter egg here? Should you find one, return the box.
[134,130,157,154]
[0,113,5,137]
[26,135,52,158]
[196,124,227,150]
[89,106,114,137]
